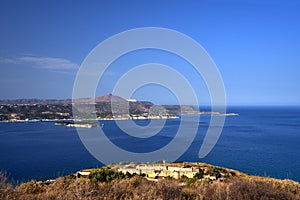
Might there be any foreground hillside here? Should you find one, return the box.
[1,162,300,200]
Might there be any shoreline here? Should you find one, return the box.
[0,112,239,123]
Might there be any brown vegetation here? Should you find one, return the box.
[1,170,300,200]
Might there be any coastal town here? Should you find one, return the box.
[0,94,191,122]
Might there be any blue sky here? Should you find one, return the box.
[0,0,299,105]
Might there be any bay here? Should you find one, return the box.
[0,106,299,182]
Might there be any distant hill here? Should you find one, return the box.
[0,94,199,121]
[73,93,132,104]
[0,94,130,104]
[0,98,72,105]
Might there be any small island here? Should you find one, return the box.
[55,120,100,128]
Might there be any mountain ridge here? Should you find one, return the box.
[0,94,148,105]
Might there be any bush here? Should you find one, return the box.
[0,169,300,200]
[205,167,222,179]
[88,168,126,183]
[194,170,204,179]
[0,172,15,200]
[230,171,236,176]
[228,177,298,200]
[17,180,45,194]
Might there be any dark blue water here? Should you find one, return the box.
[182,106,300,182]
[0,106,299,182]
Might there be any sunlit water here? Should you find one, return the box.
[0,106,299,182]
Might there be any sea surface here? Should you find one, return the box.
[0,106,299,183]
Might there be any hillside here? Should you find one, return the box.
[0,94,129,105]
[0,94,198,121]
[1,162,299,200]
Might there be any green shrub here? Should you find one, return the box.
[194,169,204,179]
[230,171,236,176]
[88,168,126,183]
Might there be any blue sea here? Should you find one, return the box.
[0,106,299,183]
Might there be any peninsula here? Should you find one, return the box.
[0,94,233,122]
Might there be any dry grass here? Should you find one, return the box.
[0,172,15,200]
[1,171,300,200]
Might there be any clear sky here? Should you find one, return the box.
[0,0,299,105]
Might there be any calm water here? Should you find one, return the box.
[0,106,299,182]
